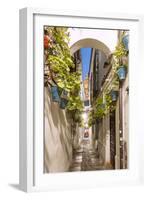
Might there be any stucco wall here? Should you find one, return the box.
[44,87,73,173]
[69,28,118,53]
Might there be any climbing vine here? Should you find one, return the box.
[112,31,128,73]
[44,27,83,122]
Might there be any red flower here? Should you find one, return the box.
[44,35,50,49]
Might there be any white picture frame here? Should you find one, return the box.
[19,7,144,192]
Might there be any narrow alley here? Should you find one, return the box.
[69,145,104,172]
[44,27,129,173]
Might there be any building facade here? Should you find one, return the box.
[88,30,129,169]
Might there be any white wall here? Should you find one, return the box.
[69,28,118,52]
[0,0,146,199]
[44,88,72,172]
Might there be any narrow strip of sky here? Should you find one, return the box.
[80,48,92,80]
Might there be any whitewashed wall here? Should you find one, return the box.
[44,87,73,173]
[69,28,118,53]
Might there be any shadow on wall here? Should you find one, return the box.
[44,87,73,173]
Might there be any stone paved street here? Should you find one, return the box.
[69,141,104,172]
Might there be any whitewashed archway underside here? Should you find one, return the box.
[69,28,118,55]
[70,38,110,56]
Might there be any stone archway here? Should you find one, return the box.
[70,38,111,56]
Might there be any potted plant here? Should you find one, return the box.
[50,85,60,102]
[44,29,53,49]
[113,33,128,81]
[60,98,68,109]
[59,90,68,109]
[109,78,119,101]
[45,27,82,115]
[122,34,129,51]
[117,65,127,80]
[110,90,118,101]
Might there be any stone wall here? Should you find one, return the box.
[44,87,73,173]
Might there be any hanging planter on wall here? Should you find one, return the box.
[122,35,129,51]
[59,90,68,109]
[117,66,126,80]
[50,85,60,102]
[60,98,68,109]
[110,90,118,101]
[60,90,68,99]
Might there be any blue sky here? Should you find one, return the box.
[80,48,92,80]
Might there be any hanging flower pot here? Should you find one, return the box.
[50,85,60,102]
[59,90,68,109]
[122,35,129,51]
[110,90,118,101]
[117,66,126,80]
[60,98,68,109]
[60,90,68,99]
[44,35,50,49]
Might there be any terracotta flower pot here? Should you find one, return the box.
[44,35,50,49]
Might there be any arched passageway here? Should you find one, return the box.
[69,38,112,170]
[44,27,129,172]
[70,38,111,56]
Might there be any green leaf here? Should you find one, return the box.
[57,82,65,88]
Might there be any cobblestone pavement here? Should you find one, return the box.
[69,140,104,172]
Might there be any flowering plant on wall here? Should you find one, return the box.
[112,31,129,81]
[44,27,83,120]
